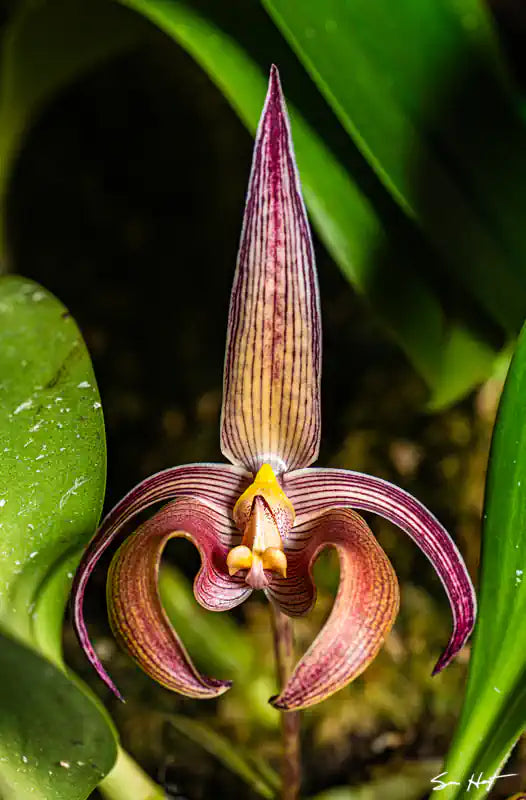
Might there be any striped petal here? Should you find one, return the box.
[72,462,250,698]
[220,65,321,475]
[268,508,399,710]
[107,498,251,699]
[283,468,476,674]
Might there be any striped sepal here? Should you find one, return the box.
[283,467,477,674]
[71,462,250,699]
[269,507,399,710]
[107,498,251,700]
[221,65,321,475]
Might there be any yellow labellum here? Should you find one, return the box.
[228,465,294,588]
[233,464,295,536]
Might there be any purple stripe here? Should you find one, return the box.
[71,462,250,698]
[220,65,321,474]
[107,498,250,699]
[283,467,476,674]
[269,507,399,710]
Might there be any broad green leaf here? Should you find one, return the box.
[0,275,106,658]
[0,275,117,796]
[0,633,116,800]
[0,0,144,259]
[440,324,526,797]
[167,714,278,799]
[426,323,506,411]
[264,0,526,334]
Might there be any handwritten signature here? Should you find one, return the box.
[431,771,519,793]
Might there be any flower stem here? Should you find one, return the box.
[270,603,301,800]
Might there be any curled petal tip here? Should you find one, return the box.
[100,670,125,702]
[90,650,125,703]
[431,652,450,677]
[268,693,297,712]
[72,567,126,703]
[431,632,471,676]
[221,65,321,474]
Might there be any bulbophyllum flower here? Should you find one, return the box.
[72,66,476,711]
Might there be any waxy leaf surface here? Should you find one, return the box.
[0,634,115,800]
[0,276,116,797]
[440,323,526,797]
[264,0,526,333]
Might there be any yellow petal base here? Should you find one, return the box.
[229,465,294,588]
[228,545,287,577]
[233,464,295,537]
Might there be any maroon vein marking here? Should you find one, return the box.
[72,463,250,697]
[284,468,476,673]
[220,66,321,473]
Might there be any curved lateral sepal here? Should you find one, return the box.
[284,467,477,674]
[269,507,399,710]
[107,498,252,699]
[71,463,250,698]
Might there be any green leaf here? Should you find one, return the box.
[0,275,117,796]
[0,275,106,658]
[117,0,499,405]
[425,322,504,411]
[440,323,526,797]
[0,633,116,800]
[263,0,526,334]
[0,0,144,259]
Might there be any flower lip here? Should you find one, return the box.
[106,497,247,700]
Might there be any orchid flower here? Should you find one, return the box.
[72,66,476,712]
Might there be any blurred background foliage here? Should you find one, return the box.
[0,0,526,797]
